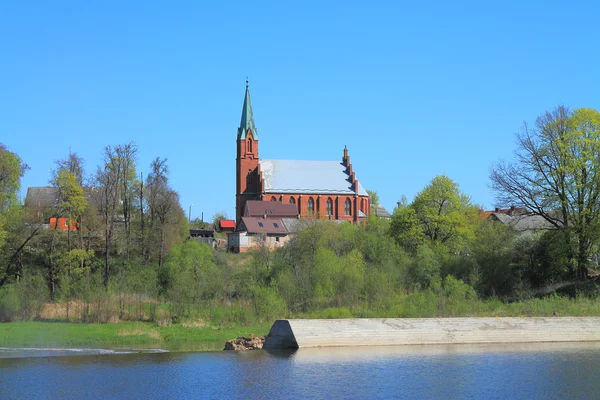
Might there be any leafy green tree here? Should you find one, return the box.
[55,168,88,251]
[389,206,425,252]
[0,144,28,248]
[412,175,479,247]
[212,212,228,231]
[470,221,515,296]
[366,189,380,207]
[161,241,222,317]
[390,176,478,253]
[491,106,600,276]
[0,144,27,212]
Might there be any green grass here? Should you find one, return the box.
[0,321,271,351]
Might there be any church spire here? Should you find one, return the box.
[237,80,258,140]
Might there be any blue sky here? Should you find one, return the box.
[2,1,599,220]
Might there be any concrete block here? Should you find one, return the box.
[263,317,600,349]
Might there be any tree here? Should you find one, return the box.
[0,144,28,212]
[55,168,87,252]
[0,145,31,287]
[390,176,478,252]
[212,212,228,231]
[0,145,28,248]
[366,190,380,208]
[146,157,185,266]
[412,176,478,246]
[54,151,87,250]
[96,145,124,286]
[491,106,600,276]
[55,151,84,187]
[389,206,424,252]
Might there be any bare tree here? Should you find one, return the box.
[115,143,138,260]
[146,158,178,266]
[491,106,600,277]
[96,146,122,287]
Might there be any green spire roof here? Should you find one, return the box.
[237,82,258,140]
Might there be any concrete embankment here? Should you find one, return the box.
[263,317,600,349]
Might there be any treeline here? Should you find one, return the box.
[0,143,188,321]
[1,105,600,325]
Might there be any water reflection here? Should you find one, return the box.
[0,343,599,399]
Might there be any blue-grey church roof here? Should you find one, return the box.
[259,159,368,196]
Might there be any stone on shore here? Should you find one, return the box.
[224,336,265,351]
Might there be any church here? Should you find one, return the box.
[235,82,371,227]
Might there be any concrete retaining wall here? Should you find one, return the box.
[263,317,600,349]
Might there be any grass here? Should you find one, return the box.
[0,321,271,351]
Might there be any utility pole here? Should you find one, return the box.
[189,204,193,224]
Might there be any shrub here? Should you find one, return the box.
[0,285,19,322]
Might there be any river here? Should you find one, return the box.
[1,342,600,399]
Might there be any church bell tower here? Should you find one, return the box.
[235,81,260,225]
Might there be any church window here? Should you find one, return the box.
[248,139,253,153]
[246,170,252,185]
[326,198,333,216]
[308,197,315,215]
[289,197,296,204]
[345,198,352,216]
[270,196,277,202]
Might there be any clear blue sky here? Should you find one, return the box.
[2,1,599,220]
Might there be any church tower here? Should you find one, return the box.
[235,81,260,225]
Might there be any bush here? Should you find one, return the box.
[251,286,287,322]
[307,307,353,319]
[0,285,19,322]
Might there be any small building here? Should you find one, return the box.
[228,216,290,253]
[189,229,215,238]
[189,228,223,249]
[218,219,236,232]
[49,217,79,231]
[374,205,392,219]
[483,207,555,235]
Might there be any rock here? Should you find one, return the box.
[223,336,265,351]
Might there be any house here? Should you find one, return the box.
[374,205,392,219]
[48,217,79,231]
[227,205,345,253]
[484,207,555,235]
[235,82,372,227]
[189,229,215,238]
[24,186,101,229]
[218,219,236,232]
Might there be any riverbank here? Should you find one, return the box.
[0,321,270,351]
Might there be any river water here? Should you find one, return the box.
[1,342,600,399]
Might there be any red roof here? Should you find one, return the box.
[219,219,236,229]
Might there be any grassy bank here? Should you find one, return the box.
[2,293,600,351]
[0,321,271,351]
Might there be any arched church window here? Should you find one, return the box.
[289,197,296,205]
[326,198,333,216]
[248,138,253,153]
[345,198,352,216]
[270,196,277,202]
[308,197,315,215]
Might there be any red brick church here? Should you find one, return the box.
[235,82,371,227]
